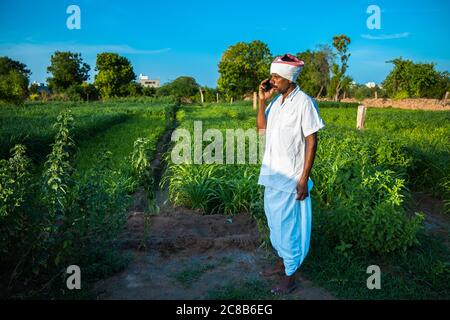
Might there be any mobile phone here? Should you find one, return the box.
[263,79,272,91]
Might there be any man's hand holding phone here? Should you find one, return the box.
[259,78,275,101]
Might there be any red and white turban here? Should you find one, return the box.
[270,54,304,82]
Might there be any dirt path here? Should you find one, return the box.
[410,193,450,248]
[93,111,335,300]
[93,203,335,300]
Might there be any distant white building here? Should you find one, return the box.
[365,82,377,88]
[139,73,160,88]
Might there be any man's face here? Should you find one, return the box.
[270,73,292,94]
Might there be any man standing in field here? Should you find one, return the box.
[256,54,325,294]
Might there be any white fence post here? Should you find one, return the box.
[357,105,367,130]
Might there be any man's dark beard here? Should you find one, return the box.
[280,82,297,95]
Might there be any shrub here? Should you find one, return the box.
[66,84,85,102]
[0,57,30,105]
[41,110,75,224]
[130,137,155,196]
[393,90,409,100]
[63,153,130,274]
[1,111,131,297]
[0,145,32,257]
[313,129,424,254]
[0,70,29,105]
[29,93,40,101]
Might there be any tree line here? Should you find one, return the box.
[0,34,449,105]
[0,52,212,105]
[217,36,449,102]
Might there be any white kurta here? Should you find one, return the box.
[258,86,325,276]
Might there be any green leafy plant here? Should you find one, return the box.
[41,110,75,225]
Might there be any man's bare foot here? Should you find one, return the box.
[260,259,284,277]
[270,275,297,295]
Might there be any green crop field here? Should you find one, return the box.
[165,102,449,214]
[163,101,450,299]
[0,100,175,162]
[0,99,177,298]
[1,0,448,303]
[1,99,449,299]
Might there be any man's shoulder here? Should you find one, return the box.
[293,88,316,106]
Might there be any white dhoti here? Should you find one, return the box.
[263,179,313,276]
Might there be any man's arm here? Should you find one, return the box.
[256,79,274,133]
[257,98,267,132]
[296,132,318,201]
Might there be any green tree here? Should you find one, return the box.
[65,82,100,102]
[0,56,30,78]
[94,53,136,99]
[29,83,39,95]
[126,82,144,97]
[217,40,272,101]
[46,51,90,93]
[0,57,30,105]
[347,83,386,100]
[382,58,450,99]
[339,75,353,99]
[203,87,218,103]
[157,76,199,101]
[328,35,351,101]
[80,82,100,101]
[296,45,333,98]
[142,86,156,97]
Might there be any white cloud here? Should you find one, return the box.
[361,32,410,40]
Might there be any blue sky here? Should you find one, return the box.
[0,0,449,87]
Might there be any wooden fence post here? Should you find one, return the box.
[253,92,257,110]
[375,90,378,99]
[444,91,449,106]
[357,105,367,130]
[199,87,204,104]
[230,97,233,104]
[216,92,219,103]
